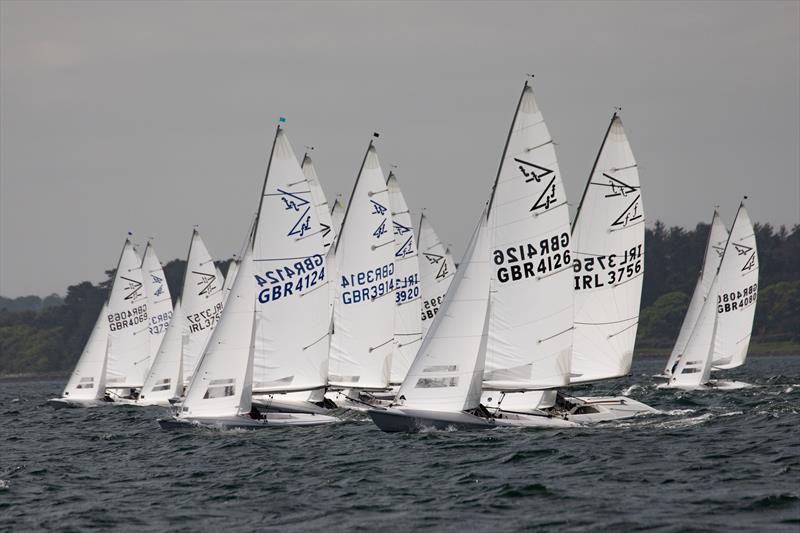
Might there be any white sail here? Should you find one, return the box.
[328,142,396,390]
[484,83,573,390]
[139,299,185,403]
[181,246,256,418]
[62,304,109,400]
[387,172,422,383]
[668,276,719,388]
[712,202,759,369]
[417,213,456,339]
[141,242,173,362]
[181,230,224,384]
[571,113,644,383]
[665,211,728,375]
[221,259,240,306]
[302,154,336,252]
[252,128,329,393]
[396,211,491,412]
[105,238,150,388]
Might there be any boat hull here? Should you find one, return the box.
[158,412,339,430]
[563,396,659,424]
[47,397,112,409]
[369,408,497,432]
[251,396,332,415]
[657,379,753,392]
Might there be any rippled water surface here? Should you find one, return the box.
[2,356,799,532]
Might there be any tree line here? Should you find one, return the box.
[1,221,798,375]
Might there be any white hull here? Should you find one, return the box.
[158,412,339,430]
[47,397,112,409]
[252,394,333,415]
[325,389,392,412]
[368,407,578,433]
[658,379,753,392]
[483,391,658,423]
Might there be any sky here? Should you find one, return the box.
[1,0,798,297]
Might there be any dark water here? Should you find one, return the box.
[2,356,799,532]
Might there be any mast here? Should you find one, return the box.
[572,111,618,230]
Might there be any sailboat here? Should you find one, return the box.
[661,200,759,390]
[417,213,456,340]
[663,210,729,377]
[327,138,397,409]
[50,236,148,406]
[137,230,223,405]
[141,241,173,364]
[369,82,581,431]
[247,129,332,414]
[551,111,658,421]
[158,125,338,429]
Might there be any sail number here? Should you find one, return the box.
[341,262,395,304]
[718,283,757,313]
[572,245,643,290]
[493,232,570,283]
[108,304,148,332]
[187,303,223,332]
[421,295,444,321]
[396,273,419,304]
[149,311,173,335]
[255,254,326,303]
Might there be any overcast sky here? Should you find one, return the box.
[1,1,798,297]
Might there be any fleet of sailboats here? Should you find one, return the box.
[51,79,761,432]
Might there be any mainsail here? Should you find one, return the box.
[417,213,456,339]
[328,142,396,390]
[181,230,224,384]
[668,276,720,388]
[571,113,644,383]
[141,242,173,362]
[105,238,150,388]
[221,259,240,306]
[712,202,759,370]
[484,82,573,390]
[387,172,422,383]
[62,303,109,400]
[665,210,728,375]
[330,197,345,244]
[181,245,257,418]
[252,128,329,394]
[396,211,491,411]
[302,154,336,252]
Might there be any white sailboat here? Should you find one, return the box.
[180,230,224,385]
[554,111,658,422]
[137,230,223,405]
[369,82,581,431]
[417,213,456,340]
[48,303,111,408]
[104,237,151,397]
[662,200,759,390]
[327,139,397,408]
[141,241,173,364]
[663,210,728,377]
[159,126,338,429]
[248,129,331,414]
[387,171,422,385]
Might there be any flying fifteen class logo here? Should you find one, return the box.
[603,174,638,198]
[611,195,643,228]
[279,189,312,238]
[193,271,218,297]
[151,274,165,297]
[121,276,143,301]
[516,157,558,212]
[370,200,388,241]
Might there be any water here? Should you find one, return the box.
[2,356,799,532]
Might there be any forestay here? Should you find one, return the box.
[181,230,224,384]
[417,213,456,339]
[396,212,491,412]
[62,304,109,400]
[181,246,257,418]
[139,299,185,403]
[329,143,396,390]
[387,172,422,383]
[712,202,759,370]
[665,210,728,375]
[105,238,150,388]
[252,128,329,393]
[141,242,173,361]
[484,82,573,390]
[571,114,644,383]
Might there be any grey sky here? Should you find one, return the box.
[1,0,798,297]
